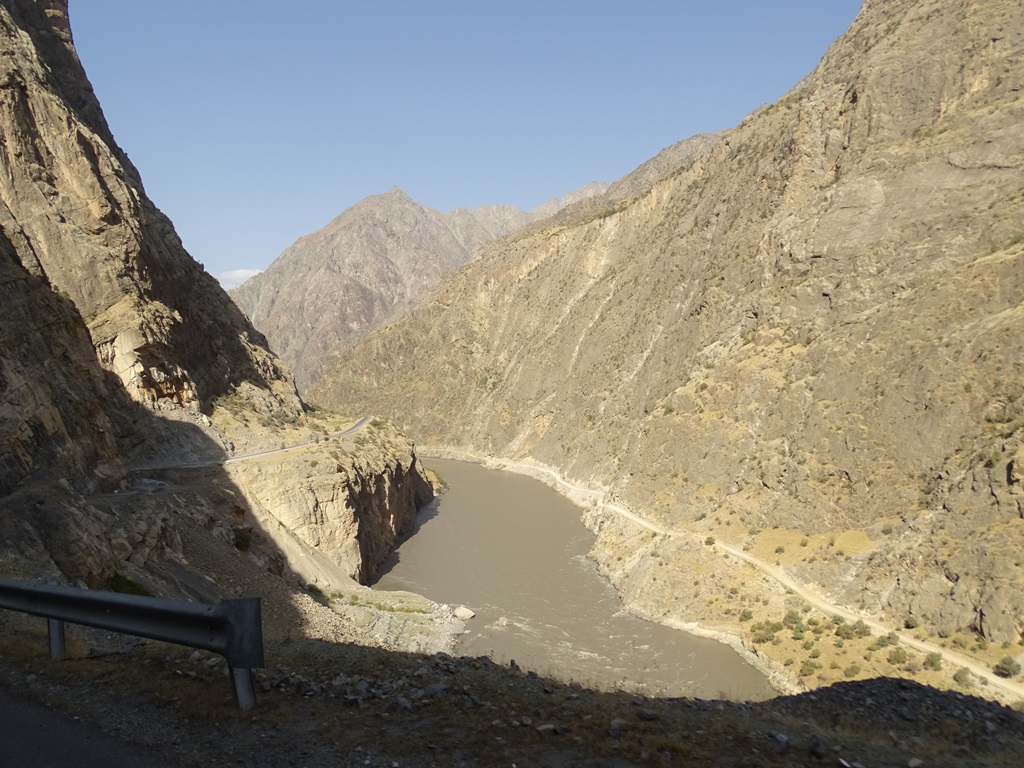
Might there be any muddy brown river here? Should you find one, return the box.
[372,458,776,700]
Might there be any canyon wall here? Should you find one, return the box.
[312,0,1024,642]
[0,0,429,600]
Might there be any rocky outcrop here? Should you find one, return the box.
[230,185,608,392]
[311,0,1024,644]
[0,0,299,415]
[0,235,125,497]
[223,423,433,587]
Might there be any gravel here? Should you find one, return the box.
[1,616,1022,768]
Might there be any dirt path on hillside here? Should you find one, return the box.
[713,542,1024,701]
[420,447,1024,704]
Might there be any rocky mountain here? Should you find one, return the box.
[310,0,1024,684]
[0,0,430,605]
[230,185,608,391]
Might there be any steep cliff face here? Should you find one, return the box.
[0,235,124,497]
[0,224,163,587]
[312,0,1024,644]
[0,1,430,603]
[223,422,433,587]
[0,0,298,415]
[230,185,608,392]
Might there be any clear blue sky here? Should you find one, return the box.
[69,1,861,288]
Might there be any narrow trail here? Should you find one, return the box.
[421,447,1024,703]
[715,542,1024,702]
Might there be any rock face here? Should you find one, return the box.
[311,0,1024,643]
[230,185,608,392]
[0,0,429,600]
[0,0,298,415]
[223,423,433,586]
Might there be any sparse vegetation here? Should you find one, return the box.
[108,573,152,597]
[993,657,1022,678]
[954,667,975,687]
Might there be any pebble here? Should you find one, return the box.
[423,682,447,699]
[609,717,628,738]
[535,723,569,735]
[387,697,411,712]
[809,733,830,759]
[771,731,790,753]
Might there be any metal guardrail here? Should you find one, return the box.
[0,579,264,710]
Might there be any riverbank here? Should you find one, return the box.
[417,446,800,697]
[418,446,1024,707]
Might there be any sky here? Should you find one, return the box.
[68,2,862,289]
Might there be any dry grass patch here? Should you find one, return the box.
[747,528,811,565]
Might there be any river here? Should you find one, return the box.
[372,458,776,700]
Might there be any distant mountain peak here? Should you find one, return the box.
[232,180,611,391]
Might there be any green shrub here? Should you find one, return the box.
[923,652,942,671]
[783,611,804,630]
[750,620,783,643]
[904,616,920,629]
[835,623,856,640]
[109,573,152,597]
[993,657,1022,678]
[888,647,908,666]
[953,667,974,687]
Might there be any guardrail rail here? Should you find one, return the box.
[0,579,264,710]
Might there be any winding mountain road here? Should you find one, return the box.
[221,416,370,465]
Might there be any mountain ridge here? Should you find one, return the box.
[230,182,610,390]
[310,0,1024,692]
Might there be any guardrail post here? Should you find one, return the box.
[230,667,257,711]
[47,618,66,660]
[0,580,265,710]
